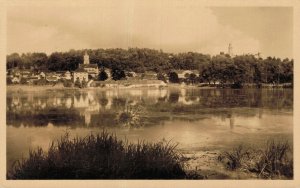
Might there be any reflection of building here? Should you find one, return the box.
[178,96,199,105]
[84,113,91,126]
[73,92,101,126]
[229,114,234,130]
[177,89,199,105]
[65,98,72,108]
[104,98,112,109]
[159,89,168,98]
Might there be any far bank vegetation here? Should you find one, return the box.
[7,48,293,88]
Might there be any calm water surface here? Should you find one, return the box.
[6,88,293,170]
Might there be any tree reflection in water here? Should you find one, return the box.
[6,88,293,128]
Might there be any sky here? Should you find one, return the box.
[7,1,293,59]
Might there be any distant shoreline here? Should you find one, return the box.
[6,84,212,92]
[6,83,292,92]
[6,85,72,92]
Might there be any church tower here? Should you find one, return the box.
[83,51,90,65]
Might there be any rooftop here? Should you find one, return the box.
[79,64,98,68]
[174,70,199,74]
[74,68,88,73]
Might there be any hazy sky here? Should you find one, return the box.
[7,1,293,58]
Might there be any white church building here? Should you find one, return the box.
[79,51,99,78]
[73,51,99,83]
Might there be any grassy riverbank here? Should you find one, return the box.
[7,130,293,180]
[7,130,194,179]
[218,140,293,179]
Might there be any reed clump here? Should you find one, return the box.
[218,140,293,179]
[7,130,189,179]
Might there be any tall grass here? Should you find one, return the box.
[218,140,293,179]
[7,131,188,179]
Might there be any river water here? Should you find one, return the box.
[6,87,293,172]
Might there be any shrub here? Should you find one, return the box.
[157,73,167,83]
[8,131,187,179]
[63,80,73,87]
[218,145,251,170]
[74,78,81,88]
[218,140,293,179]
[98,70,108,81]
[116,105,145,127]
[20,78,28,85]
[254,140,293,178]
[111,67,126,81]
[7,77,13,85]
[33,78,49,86]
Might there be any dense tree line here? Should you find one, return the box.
[7,48,293,85]
[6,48,210,72]
[200,55,293,86]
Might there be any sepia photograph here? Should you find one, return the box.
[1,0,299,187]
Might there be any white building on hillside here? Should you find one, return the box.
[73,68,88,83]
[78,51,99,78]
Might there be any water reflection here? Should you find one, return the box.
[227,113,234,130]
[7,88,293,128]
[6,88,293,171]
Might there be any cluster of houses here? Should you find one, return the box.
[7,69,72,84]
[6,52,99,85]
[7,51,200,87]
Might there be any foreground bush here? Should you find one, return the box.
[8,131,188,179]
[218,140,293,179]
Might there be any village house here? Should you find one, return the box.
[141,71,157,80]
[175,70,199,79]
[104,69,111,78]
[8,68,32,78]
[126,71,137,78]
[27,75,40,84]
[20,70,32,78]
[7,70,14,79]
[73,68,89,83]
[45,72,56,79]
[39,72,46,79]
[10,69,21,77]
[46,76,58,82]
[80,64,99,78]
[54,71,65,79]
[62,71,72,80]
[11,77,20,84]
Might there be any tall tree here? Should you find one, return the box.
[98,69,108,81]
[7,53,23,69]
[168,72,179,83]
[111,67,126,81]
